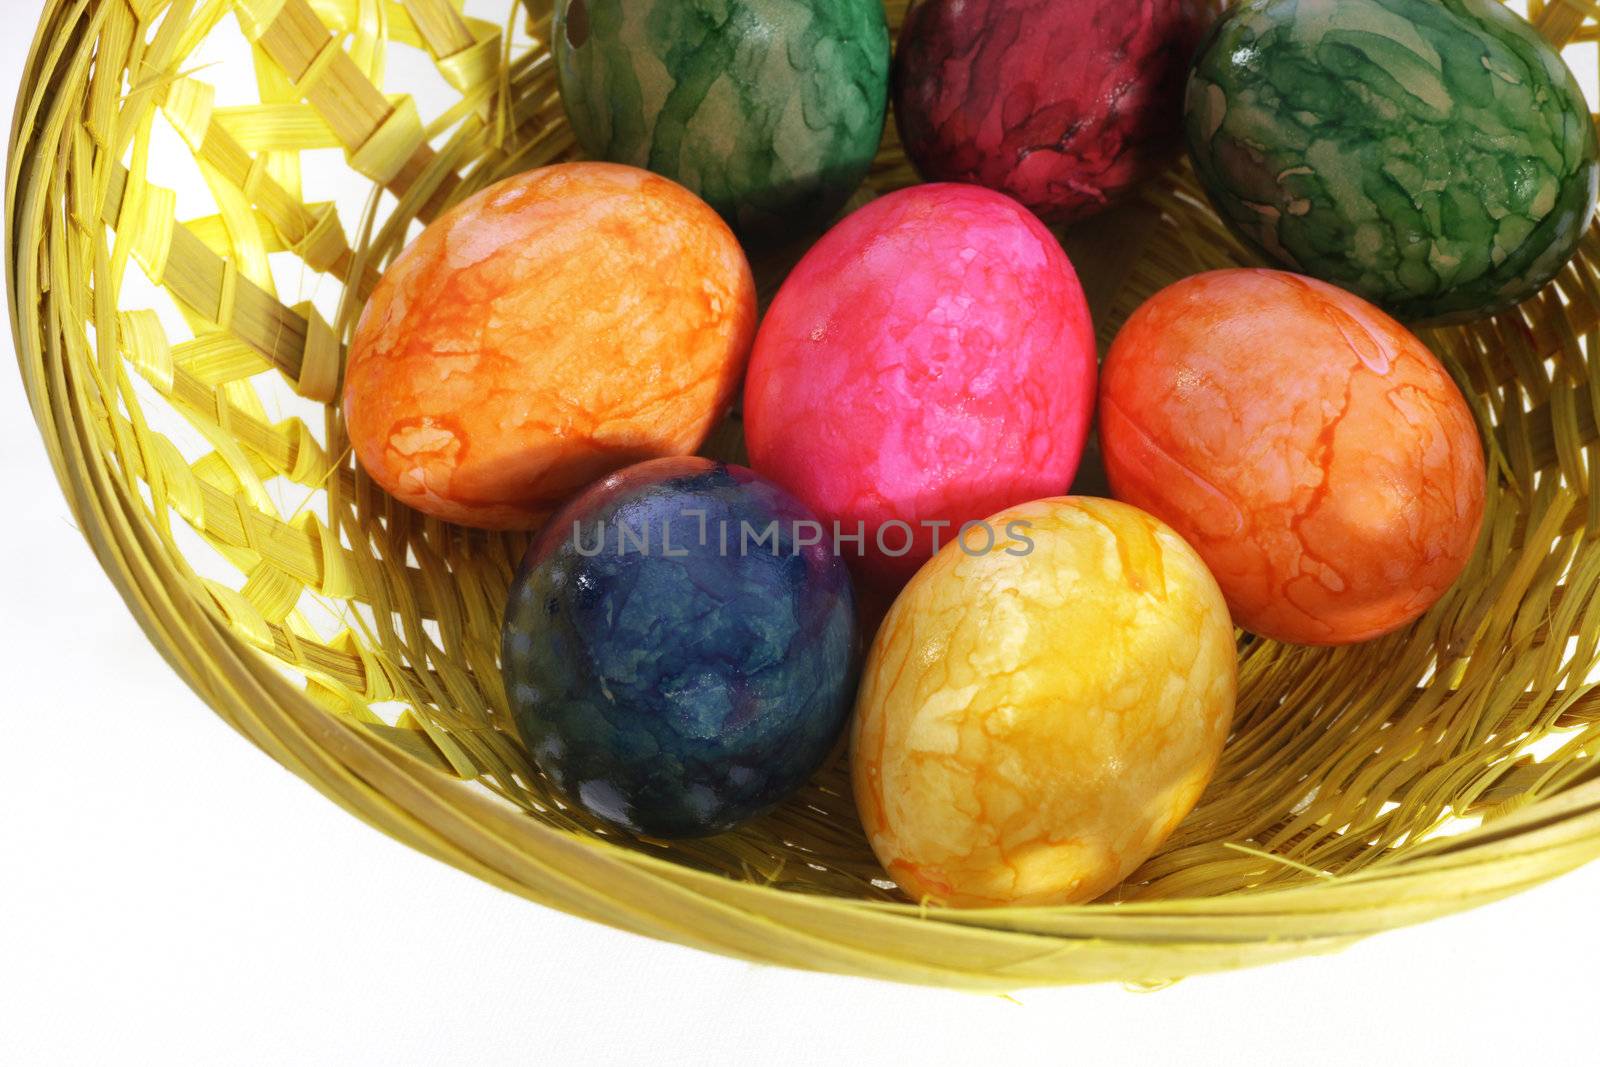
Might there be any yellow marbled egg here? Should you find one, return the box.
[851,497,1236,907]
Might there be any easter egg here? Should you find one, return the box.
[742,183,1097,588]
[852,497,1236,908]
[1099,269,1486,645]
[344,162,755,529]
[1185,0,1599,323]
[552,0,890,242]
[502,457,859,838]
[894,0,1214,223]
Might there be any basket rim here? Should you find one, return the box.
[10,0,1600,989]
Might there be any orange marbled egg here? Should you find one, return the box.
[1100,269,1486,645]
[344,162,756,528]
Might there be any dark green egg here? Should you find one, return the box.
[1184,0,1598,323]
[553,0,890,244]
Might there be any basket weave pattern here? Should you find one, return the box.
[10,0,1600,987]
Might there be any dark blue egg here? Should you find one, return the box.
[501,456,860,838]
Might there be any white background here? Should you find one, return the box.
[2,4,1594,1064]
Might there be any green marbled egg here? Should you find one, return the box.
[1185,0,1599,323]
[553,0,890,244]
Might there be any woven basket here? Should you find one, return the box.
[11,0,1600,990]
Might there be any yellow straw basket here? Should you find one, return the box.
[11,0,1600,989]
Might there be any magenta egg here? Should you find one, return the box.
[743,183,1096,588]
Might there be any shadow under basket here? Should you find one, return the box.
[12,0,1600,989]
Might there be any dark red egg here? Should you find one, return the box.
[893,0,1215,223]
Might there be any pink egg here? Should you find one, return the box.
[743,184,1096,587]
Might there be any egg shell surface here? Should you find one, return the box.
[344,162,756,529]
[742,183,1096,588]
[851,496,1237,908]
[1099,269,1486,645]
[553,0,890,243]
[502,457,859,839]
[1184,0,1599,323]
[894,0,1214,223]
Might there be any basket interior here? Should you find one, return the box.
[17,0,1600,914]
